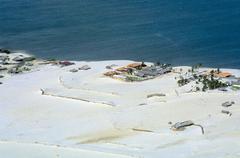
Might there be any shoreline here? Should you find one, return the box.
[1,48,239,69]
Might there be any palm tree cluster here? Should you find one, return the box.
[191,63,203,72]
[200,75,227,91]
[177,66,228,91]
[177,77,190,87]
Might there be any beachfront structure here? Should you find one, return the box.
[59,61,75,67]
[104,62,172,82]
[104,71,120,77]
[214,72,232,78]
[116,67,129,72]
[127,62,146,69]
[79,65,91,70]
[232,80,240,89]
[134,66,172,77]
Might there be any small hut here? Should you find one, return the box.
[59,61,75,67]
[232,80,240,89]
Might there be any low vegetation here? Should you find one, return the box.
[177,64,228,92]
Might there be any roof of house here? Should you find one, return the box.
[116,67,128,72]
[127,63,143,68]
[104,71,119,77]
[59,61,75,66]
[232,80,240,85]
[232,84,240,88]
[214,72,232,78]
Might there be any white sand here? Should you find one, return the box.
[0,60,240,158]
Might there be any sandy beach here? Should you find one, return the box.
[0,52,240,157]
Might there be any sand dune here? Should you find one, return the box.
[0,59,240,157]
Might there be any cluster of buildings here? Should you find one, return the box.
[0,49,38,75]
[104,62,172,82]
[208,71,240,90]
[219,74,240,90]
[179,68,240,91]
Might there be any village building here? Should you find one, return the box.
[232,80,240,89]
[214,72,232,78]
[104,62,172,82]
[127,62,146,69]
[59,61,75,67]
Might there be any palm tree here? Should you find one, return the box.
[127,68,133,75]
[210,70,214,81]
[196,87,200,91]
[180,68,183,73]
[191,66,194,73]
[141,61,146,67]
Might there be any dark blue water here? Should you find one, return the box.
[0,0,240,68]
